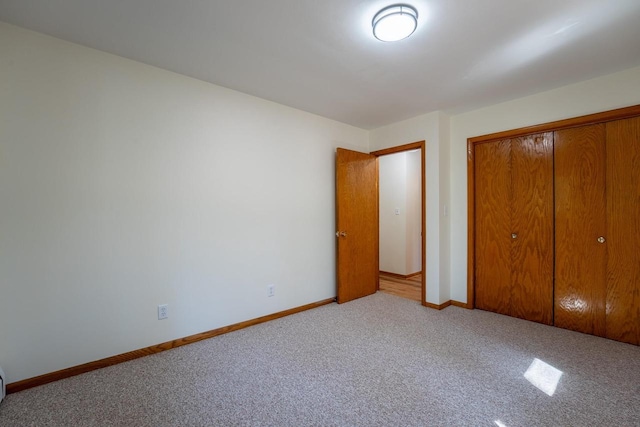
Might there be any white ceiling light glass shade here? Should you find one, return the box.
[372,4,418,42]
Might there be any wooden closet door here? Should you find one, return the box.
[510,133,554,324]
[475,140,512,315]
[554,125,607,336]
[606,117,640,345]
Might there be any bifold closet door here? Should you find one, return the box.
[554,124,607,336]
[510,134,554,324]
[475,134,553,324]
[606,117,640,345]
[475,139,512,316]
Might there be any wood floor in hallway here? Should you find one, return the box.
[379,272,422,302]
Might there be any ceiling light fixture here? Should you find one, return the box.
[372,4,418,42]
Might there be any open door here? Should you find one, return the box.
[336,148,379,303]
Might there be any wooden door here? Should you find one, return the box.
[510,133,554,325]
[475,139,512,315]
[335,148,378,304]
[475,135,553,323]
[606,117,640,345]
[554,125,607,336]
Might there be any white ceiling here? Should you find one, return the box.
[1,0,640,129]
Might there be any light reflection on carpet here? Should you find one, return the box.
[524,358,563,396]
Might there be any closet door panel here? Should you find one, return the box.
[606,117,640,345]
[475,140,512,315]
[554,125,607,336]
[511,133,554,324]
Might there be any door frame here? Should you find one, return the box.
[371,141,427,306]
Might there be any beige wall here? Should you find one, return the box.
[0,22,369,384]
[379,153,408,275]
[379,151,421,276]
[405,150,422,275]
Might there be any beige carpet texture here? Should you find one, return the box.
[1,292,639,426]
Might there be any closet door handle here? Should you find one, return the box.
[597,236,606,244]
[511,233,518,239]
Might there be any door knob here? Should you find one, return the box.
[336,231,347,237]
[511,233,518,239]
[597,236,606,244]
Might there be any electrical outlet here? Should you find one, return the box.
[158,304,168,320]
[267,284,275,297]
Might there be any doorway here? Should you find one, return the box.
[372,142,426,304]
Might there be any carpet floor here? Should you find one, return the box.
[1,292,639,426]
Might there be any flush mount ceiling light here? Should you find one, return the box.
[372,4,418,42]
